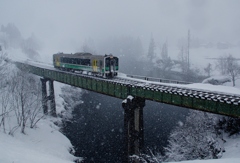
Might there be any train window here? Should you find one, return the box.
[72,59,77,64]
[110,60,114,65]
[105,58,110,67]
[114,57,118,66]
[87,59,90,65]
[81,59,90,65]
[77,59,81,64]
[82,60,85,65]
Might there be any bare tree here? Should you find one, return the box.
[28,82,45,129]
[154,41,173,78]
[148,35,156,62]
[160,41,173,72]
[0,52,12,133]
[204,63,212,77]
[0,89,13,133]
[11,71,43,134]
[216,54,240,86]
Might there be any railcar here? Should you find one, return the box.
[53,52,119,78]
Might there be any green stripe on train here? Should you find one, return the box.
[60,63,93,71]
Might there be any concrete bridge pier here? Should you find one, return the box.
[122,96,145,163]
[40,78,57,117]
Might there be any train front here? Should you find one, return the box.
[104,54,118,77]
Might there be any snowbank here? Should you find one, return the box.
[0,118,80,163]
[167,132,240,163]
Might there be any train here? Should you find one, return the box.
[53,52,119,78]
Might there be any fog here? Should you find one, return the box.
[1,0,240,56]
[1,1,240,161]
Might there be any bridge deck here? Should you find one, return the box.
[15,61,240,118]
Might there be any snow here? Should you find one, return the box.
[54,82,68,114]
[0,47,80,163]
[0,118,80,163]
[183,83,240,96]
[170,158,240,163]
[167,135,240,163]
[2,36,240,163]
[167,46,240,73]
[202,76,231,85]
[119,72,240,96]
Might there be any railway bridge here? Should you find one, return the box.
[15,61,240,162]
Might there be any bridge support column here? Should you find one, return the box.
[40,78,57,117]
[49,80,57,117]
[41,78,48,114]
[122,96,145,163]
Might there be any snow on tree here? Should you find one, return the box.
[59,85,83,120]
[81,38,97,55]
[0,23,41,60]
[218,117,240,136]
[0,53,44,135]
[0,23,22,49]
[10,70,43,133]
[204,63,212,77]
[165,110,224,162]
[177,45,188,74]
[21,33,41,60]
[216,54,240,86]
[202,76,231,85]
[155,41,173,73]
[148,36,156,62]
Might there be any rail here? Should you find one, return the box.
[126,74,192,85]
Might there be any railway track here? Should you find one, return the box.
[113,76,240,105]
[23,60,240,106]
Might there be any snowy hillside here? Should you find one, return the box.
[169,135,240,163]
[0,118,80,163]
[0,46,81,162]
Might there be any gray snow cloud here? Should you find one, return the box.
[0,0,239,52]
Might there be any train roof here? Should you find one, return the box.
[53,52,118,59]
[74,52,92,56]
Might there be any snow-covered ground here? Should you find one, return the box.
[169,135,240,163]
[0,118,80,163]
[0,46,81,162]
[2,45,240,162]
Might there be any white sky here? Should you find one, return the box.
[1,0,240,51]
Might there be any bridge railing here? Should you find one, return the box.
[126,74,192,85]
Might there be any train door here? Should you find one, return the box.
[54,56,60,67]
[56,57,60,66]
[92,59,98,72]
[105,57,110,72]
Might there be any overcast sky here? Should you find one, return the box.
[1,0,240,52]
